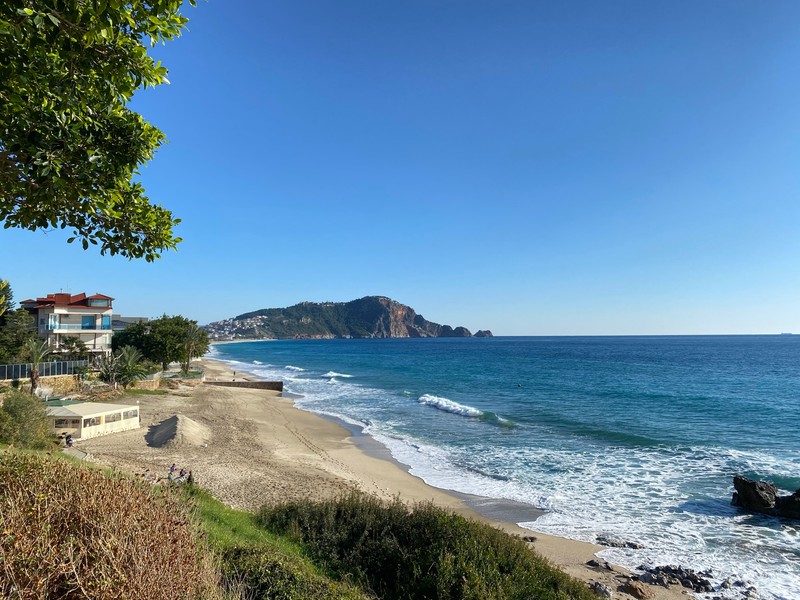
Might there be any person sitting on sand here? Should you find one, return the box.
[169,463,177,474]
[186,471,194,485]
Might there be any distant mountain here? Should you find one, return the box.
[205,296,487,340]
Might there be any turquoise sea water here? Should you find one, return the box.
[209,336,800,599]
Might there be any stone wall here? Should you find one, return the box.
[131,375,162,390]
[28,374,81,394]
[204,380,283,392]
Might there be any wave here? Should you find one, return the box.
[324,371,353,378]
[285,365,305,372]
[418,394,483,418]
[253,360,263,365]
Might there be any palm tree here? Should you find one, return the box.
[22,338,50,395]
[181,323,205,373]
[116,346,147,389]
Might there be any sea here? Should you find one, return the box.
[208,336,800,599]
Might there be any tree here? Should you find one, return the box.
[180,322,208,373]
[111,321,148,353]
[96,352,119,388]
[0,0,196,261]
[0,390,52,449]
[60,336,88,360]
[0,279,10,317]
[116,345,147,388]
[21,338,50,394]
[146,314,205,370]
[0,308,36,363]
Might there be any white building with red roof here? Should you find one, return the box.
[21,292,114,356]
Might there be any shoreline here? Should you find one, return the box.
[79,356,686,600]
[193,356,686,599]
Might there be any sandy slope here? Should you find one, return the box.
[80,358,687,600]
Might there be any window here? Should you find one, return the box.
[123,409,139,420]
[55,419,72,427]
[83,417,100,427]
[101,315,111,329]
[81,316,95,330]
[87,299,110,307]
[105,412,121,423]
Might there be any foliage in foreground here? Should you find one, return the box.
[0,0,191,261]
[0,390,52,449]
[258,493,595,600]
[187,485,371,600]
[0,451,221,599]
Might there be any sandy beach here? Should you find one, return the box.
[80,357,687,599]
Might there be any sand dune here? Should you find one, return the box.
[145,415,211,449]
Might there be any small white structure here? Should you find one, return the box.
[47,402,140,440]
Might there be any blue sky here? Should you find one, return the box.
[3,1,800,335]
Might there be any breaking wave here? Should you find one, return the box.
[418,394,483,418]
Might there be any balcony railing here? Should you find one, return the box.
[46,324,112,331]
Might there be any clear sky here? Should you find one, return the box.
[3,1,800,335]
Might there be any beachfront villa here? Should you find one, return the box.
[46,400,140,440]
[21,292,114,357]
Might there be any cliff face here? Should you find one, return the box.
[205,296,475,340]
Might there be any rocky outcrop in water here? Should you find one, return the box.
[731,475,800,520]
[205,296,481,340]
[474,330,493,337]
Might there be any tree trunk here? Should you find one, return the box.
[30,368,39,394]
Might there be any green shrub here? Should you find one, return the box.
[258,493,595,600]
[221,546,371,600]
[0,451,222,599]
[0,390,53,449]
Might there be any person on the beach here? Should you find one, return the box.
[187,471,194,485]
[169,463,177,474]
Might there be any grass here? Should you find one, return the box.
[123,388,168,396]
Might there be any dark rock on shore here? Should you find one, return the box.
[636,565,714,594]
[731,475,800,520]
[595,533,644,549]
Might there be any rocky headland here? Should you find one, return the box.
[205,296,485,341]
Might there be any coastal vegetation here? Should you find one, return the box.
[0,390,51,449]
[0,452,220,599]
[113,314,209,371]
[0,450,597,600]
[259,493,595,600]
[0,280,36,363]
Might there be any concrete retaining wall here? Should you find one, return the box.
[204,380,283,392]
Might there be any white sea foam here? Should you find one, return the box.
[253,360,263,365]
[324,371,353,378]
[285,365,305,372]
[210,348,800,600]
[418,394,483,418]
